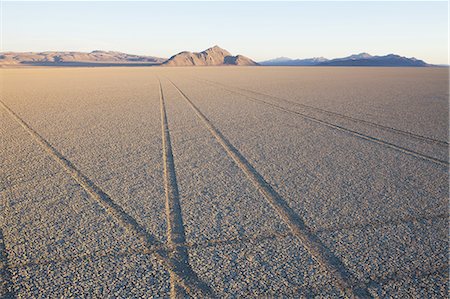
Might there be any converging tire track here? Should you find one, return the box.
[167,79,373,299]
[0,100,212,298]
[158,79,213,298]
[197,77,449,147]
[193,77,448,167]
[0,228,16,299]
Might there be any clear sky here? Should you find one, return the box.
[2,1,448,64]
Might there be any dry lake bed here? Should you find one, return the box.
[1,66,448,298]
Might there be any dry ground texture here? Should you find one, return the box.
[0,66,448,298]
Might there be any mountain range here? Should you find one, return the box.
[0,47,433,67]
[259,53,429,67]
[0,51,166,66]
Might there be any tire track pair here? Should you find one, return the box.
[159,79,204,298]
[0,100,213,298]
[193,77,448,167]
[167,79,372,299]
[197,77,448,147]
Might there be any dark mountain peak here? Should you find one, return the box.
[383,53,401,58]
[341,53,373,60]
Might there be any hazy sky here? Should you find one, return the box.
[2,1,448,64]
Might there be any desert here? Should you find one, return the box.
[1,66,448,298]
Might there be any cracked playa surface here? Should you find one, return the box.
[0,67,448,298]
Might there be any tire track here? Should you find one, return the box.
[6,211,446,274]
[159,79,211,298]
[368,265,449,287]
[0,100,212,298]
[187,211,447,251]
[196,77,448,147]
[0,228,15,299]
[192,77,448,167]
[315,212,447,234]
[167,79,372,299]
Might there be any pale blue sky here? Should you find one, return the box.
[2,1,448,63]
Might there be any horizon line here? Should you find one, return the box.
[1,48,447,64]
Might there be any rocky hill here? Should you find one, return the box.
[163,46,258,66]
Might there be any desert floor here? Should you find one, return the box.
[1,66,448,298]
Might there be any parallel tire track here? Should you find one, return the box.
[197,77,449,147]
[0,228,16,299]
[159,80,213,298]
[0,100,212,298]
[194,78,448,167]
[168,79,372,299]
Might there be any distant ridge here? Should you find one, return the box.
[260,57,329,66]
[1,49,433,67]
[163,46,258,66]
[260,53,430,67]
[318,53,428,67]
[0,51,166,66]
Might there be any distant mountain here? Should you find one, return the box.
[259,57,292,65]
[259,57,328,66]
[1,49,431,67]
[332,52,373,61]
[260,53,430,67]
[318,53,429,67]
[0,51,166,66]
[163,46,258,66]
